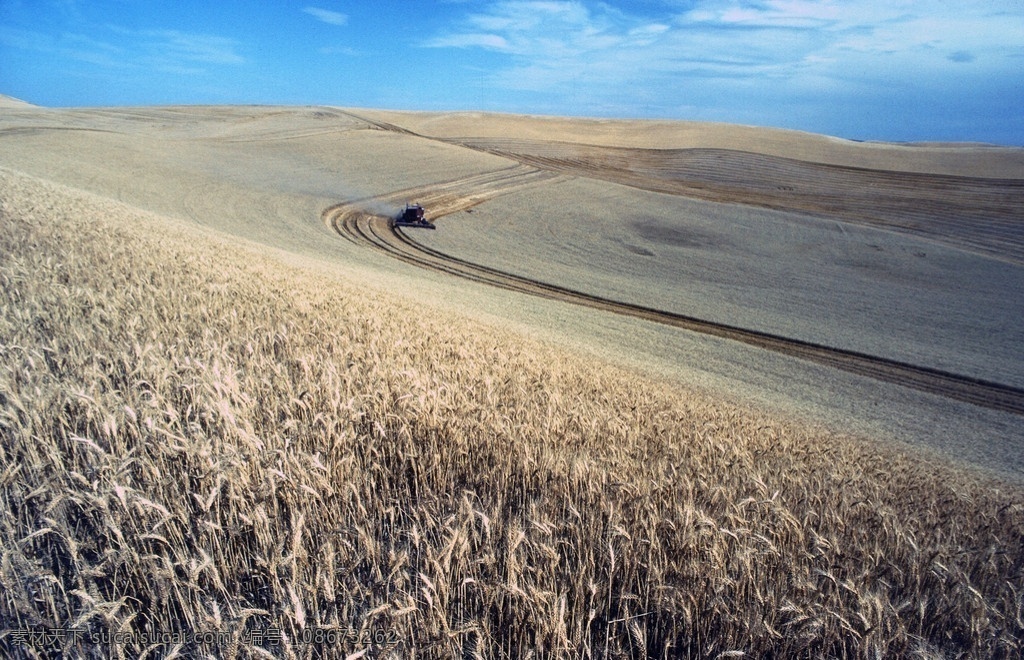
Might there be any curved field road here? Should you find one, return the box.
[324,174,1024,417]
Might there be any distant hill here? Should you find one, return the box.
[0,94,37,108]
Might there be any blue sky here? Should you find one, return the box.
[1,1,1022,144]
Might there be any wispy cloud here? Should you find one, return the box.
[60,32,125,68]
[2,22,246,76]
[426,1,669,90]
[0,25,58,55]
[426,0,832,91]
[425,0,1024,129]
[319,45,362,56]
[96,26,246,76]
[0,25,122,67]
[684,1,845,29]
[303,7,349,27]
[143,30,245,66]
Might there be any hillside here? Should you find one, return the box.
[1,102,1023,657]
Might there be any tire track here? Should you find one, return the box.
[325,176,1024,416]
[326,164,564,238]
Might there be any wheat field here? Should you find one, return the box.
[2,161,1022,659]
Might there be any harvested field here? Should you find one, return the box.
[330,205,1024,415]
[447,139,1024,264]
[1,103,1024,657]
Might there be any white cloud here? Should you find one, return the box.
[428,2,644,66]
[422,0,1024,140]
[427,0,816,93]
[303,7,349,27]
[430,33,512,50]
[690,0,844,28]
[428,1,1023,93]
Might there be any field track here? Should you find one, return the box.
[325,178,1024,416]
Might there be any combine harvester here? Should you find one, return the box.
[393,203,435,230]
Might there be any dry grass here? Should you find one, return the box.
[1,167,1022,659]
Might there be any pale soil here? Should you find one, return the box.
[1,103,1023,477]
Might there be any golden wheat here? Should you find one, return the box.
[0,167,1022,658]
